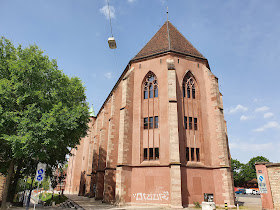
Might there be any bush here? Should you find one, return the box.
[194,201,201,208]
[39,192,67,206]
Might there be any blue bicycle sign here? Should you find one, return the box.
[36,175,43,181]
[38,169,44,175]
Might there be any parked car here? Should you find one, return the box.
[255,190,260,195]
[246,189,257,195]
[246,189,252,194]
[235,189,245,194]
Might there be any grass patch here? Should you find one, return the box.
[193,201,201,208]
[39,192,67,206]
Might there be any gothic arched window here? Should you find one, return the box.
[183,74,196,99]
[143,72,158,99]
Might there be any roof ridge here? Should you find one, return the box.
[132,21,205,61]
[168,21,205,59]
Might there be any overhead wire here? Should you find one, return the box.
[106,0,119,74]
[107,0,114,37]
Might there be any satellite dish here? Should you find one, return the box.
[108,37,117,49]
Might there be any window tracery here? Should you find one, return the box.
[143,73,158,99]
[183,74,196,99]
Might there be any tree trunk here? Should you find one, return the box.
[8,161,23,202]
[1,159,15,209]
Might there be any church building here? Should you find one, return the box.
[65,21,235,208]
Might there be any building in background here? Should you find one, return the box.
[65,21,235,208]
[0,175,5,202]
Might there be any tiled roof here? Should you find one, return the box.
[132,21,205,61]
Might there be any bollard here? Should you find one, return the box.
[225,202,228,209]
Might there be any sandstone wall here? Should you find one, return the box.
[0,174,5,201]
[267,165,280,209]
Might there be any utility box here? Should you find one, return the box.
[202,194,216,210]
[202,202,216,210]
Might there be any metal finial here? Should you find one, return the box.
[166,6,171,50]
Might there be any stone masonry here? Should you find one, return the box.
[0,174,5,201]
[267,165,280,209]
[65,21,235,208]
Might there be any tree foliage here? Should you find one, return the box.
[0,37,89,205]
[231,156,269,187]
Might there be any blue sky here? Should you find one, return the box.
[1,0,280,164]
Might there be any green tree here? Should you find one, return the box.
[231,156,269,187]
[242,156,269,181]
[0,37,89,208]
[231,158,244,187]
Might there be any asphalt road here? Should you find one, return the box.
[236,194,261,198]
[235,194,262,210]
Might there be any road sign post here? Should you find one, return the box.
[34,163,47,210]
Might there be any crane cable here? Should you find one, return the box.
[107,0,114,37]
[106,0,119,75]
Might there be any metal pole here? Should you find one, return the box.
[26,178,34,210]
[33,182,39,210]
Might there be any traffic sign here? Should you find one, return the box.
[35,163,47,182]
[257,174,267,193]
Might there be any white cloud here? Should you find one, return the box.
[100,5,116,19]
[229,142,273,152]
[127,0,136,2]
[104,72,113,79]
[255,106,269,112]
[240,115,249,121]
[253,121,280,132]
[229,104,248,114]
[264,112,274,118]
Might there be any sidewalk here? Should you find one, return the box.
[66,194,197,210]
[10,194,262,210]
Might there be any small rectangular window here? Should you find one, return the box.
[154,116,159,128]
[155,148,159,159]
[196,148,200,162]
[149,117,153,129]
[149,148,153,159]
[184,116,187,129]
[189,117,192,130]
[178,59,180,64]
[191,148,195,161]
[144,148,147,160]
[144,117,148,129]
[194,118,197,130]
[160,59,162,64]
[186,147,189,161]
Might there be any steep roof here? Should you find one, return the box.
[132,21,205,61]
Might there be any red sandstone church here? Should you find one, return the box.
[65,21,235,208]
